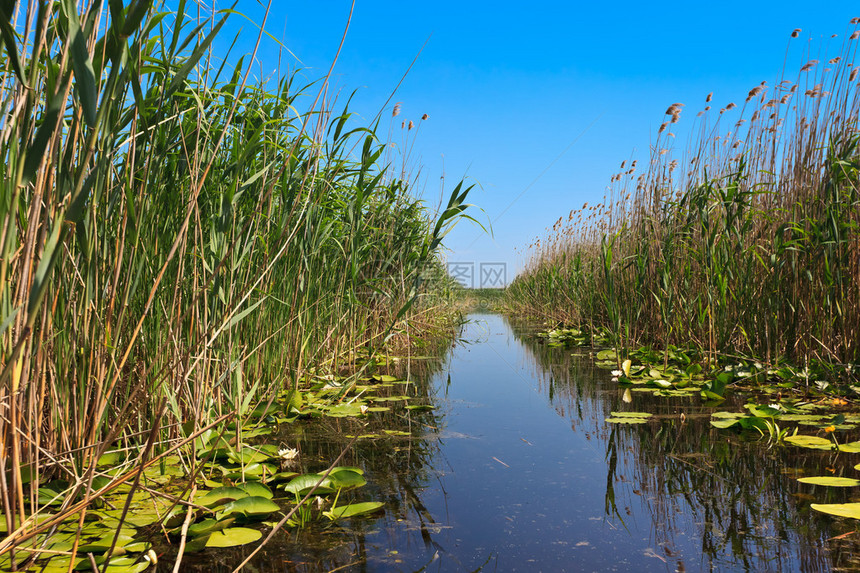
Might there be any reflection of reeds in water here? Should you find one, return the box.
[176,347,455,572]
[508,318,858,571]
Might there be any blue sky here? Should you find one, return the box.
[215,1,859,285]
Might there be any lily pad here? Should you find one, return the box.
[197,486,249,507]
[282,474,334,495]
[609,411,653,418]
[798,476,860,487]
[216,496,280,520]
[205,527,263,547]
[605,411,652,424]
[811,503,860,519]
[239,482,273,499]
[187,517,235,538]
[328,469,367,489]
[323,501,384,520]
[784,435,834,450]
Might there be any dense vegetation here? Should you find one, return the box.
[509,21,860,375]
[0,0,471,563]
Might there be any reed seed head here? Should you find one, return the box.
[392,103,401,117]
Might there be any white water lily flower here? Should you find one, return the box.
[611,370,622,377]
[278,447,299,460]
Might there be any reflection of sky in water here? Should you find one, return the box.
[387,313,672,572]
[359,313,846,572]
[188,312,855,572]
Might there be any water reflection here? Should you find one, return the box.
[175,313,860,572]
[507,314,860,572]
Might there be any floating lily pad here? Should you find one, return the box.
[324,403,365,417]
[323,501,384,520]
[328,469,366,489]
[223,463,277,479]
[798,476,860,487]
[811,503,860,519]
[239,482,273,499]
[606,412,652,424]
[205,527,263,548]
[197,486,249,507]
[227,447,272,465]
[784,435,834,450]
[187,517,235,538]
[216,496,280,520]
[74,556,150,572]
[838,442,860,453]
[282,474,334,495]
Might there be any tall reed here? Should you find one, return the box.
[509,21,860,373]
[0,0,471,558]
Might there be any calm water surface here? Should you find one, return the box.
[188,313,860,572]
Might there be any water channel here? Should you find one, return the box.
[187,312,860,572]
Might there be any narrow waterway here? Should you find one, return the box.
[198,312,860,572]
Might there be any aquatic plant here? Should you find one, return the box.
[0,0,472,568]
[509,20,860,379]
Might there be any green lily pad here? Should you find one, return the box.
[784,435,834,450]
[605,412,652,424]
[74,556,150,572]
[239,482,273,499]
[710,417,741,429]
[324,403,365,417]
[187,517,235,538]
[323,501,384,520]
[328,469,367,489]
[205,527,263,547]
[282,474,334,495]
[77,534,136,553]
[798,476,860,487]
[609,411,653,418]
[216,496,280,520]
[811,503,860,519]
[227,447,272,465]
[223,463,277,479]
[839,442,860,453]
[197,486,249,507]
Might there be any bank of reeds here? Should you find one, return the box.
[509,21,860,373]
[0,0,470,556]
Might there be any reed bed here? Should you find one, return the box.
[509,21,860,373]
[0,0,469,558]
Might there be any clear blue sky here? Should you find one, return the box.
[215,1,859,286]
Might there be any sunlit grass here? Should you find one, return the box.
[509,20,860,373]
[0,0,472,560]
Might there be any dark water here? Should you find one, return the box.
[186,313,860,572]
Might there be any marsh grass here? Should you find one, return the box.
[0,0,472,564]
[509,21,860,376]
